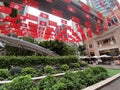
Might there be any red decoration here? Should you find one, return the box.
[40,12,49,19]
[0,5,12,14]
[49,20,57,27]
[40,21,47,26]
[81,2,90,13]
[17,14,26,21]
[86,14,90,18]
[85,21,91,27]
[96,25,100,30]
[107,17,111,23]
[67,5,75,13]
[26,13,38,21]
[46,0,52,3]
[96,11,103,19]
[71,16,80,23]
[104,23,108,31]
[87,28,92,38]
[64,0,71,3]
[61,19,67,24]
[10,2,22,10]
[52,8,63,17]
[28,22,38,27]
[5,16,17,23]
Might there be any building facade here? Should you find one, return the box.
[86,0,115,16]
[84,8,120,57]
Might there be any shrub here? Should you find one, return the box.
[61,64,69,71]
[38,75,57,90]
[80,61,88,67]
[72,63,80,69]
[52,82,66,90]
[0,69,9,79]
[9,66,22,75]
[22,67,36,76]
[44,65,55,74]
[1,75,33,90]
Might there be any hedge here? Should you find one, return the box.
[0,56,78,68]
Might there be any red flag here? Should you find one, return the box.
[40,21,47,26]
[28,22,38,27]
[46,0,52,3]
[61,19,67,24]
[67,5,75,13]
[81,2,90,13]
[106,17,111,23]
[17,14,26,20]
[40,12,49,19]
[10,2,22,10]
[98,0,104,7]
[110,10,114,15]
[49,20,57,27]
[52,8,63,17]
[0,5,12,14]
[5,16,17,23]
[64,0,71,3]
[96,25,100,30]
[26,13,38,21]
[104,23,108,31]
[30,0,39,9]
[96,11,103,19]
[85,21,91,27]
[0,18,4,22]
[20,23,27,27]
[72,16,80,23]
[87,28,92,38]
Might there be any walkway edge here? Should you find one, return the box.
[83,73,120,90]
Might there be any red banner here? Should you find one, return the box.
[10,2,22,10]
[0,5,12,14]
[26,13,38,21]
[52,8,63,17]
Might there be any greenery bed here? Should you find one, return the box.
[0,67,109,90]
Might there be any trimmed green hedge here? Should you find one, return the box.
[0,56,78,68]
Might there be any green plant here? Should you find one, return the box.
[72,63,80,69]
[9,66,22,75]
[1,75,33,90]
[52,82,66,90]
[61,64,69,71]
[80,61,88,67]
[44,65,55,74]
[0,69,9,79]
[38,75,57,90]
[22,67,36,76]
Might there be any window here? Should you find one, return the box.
[107,16,118,27]
[89,44,92,48]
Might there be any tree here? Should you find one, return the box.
[78,44,86,56]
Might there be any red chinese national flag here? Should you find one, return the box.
[64,0,71,3]
[52,8,63,17]
[106,17,111,23]
[26,13,38,21]
[49,20,57,27]
[46,0,53,3]
[96,11,103,19]
[40,21,47,26]
[10,2,22,10]
[81,2,90,13]
[61,19,67,24]
[67,5,75,13]
[17,14,26,21]
[28,22,38,27]
[72,16,80,23]
[40,12,49,19]
[5,16,17,23]
[85,21,91,27]
[30,0,39,9]
[23,0,31,4]
[0,5,12,14]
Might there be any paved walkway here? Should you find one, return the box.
[89,64,120,69]
[98,77,120,90]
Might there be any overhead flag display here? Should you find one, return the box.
[10,2,22,10]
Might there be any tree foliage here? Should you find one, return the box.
[78,44,86,56]
[39,40,77,56]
